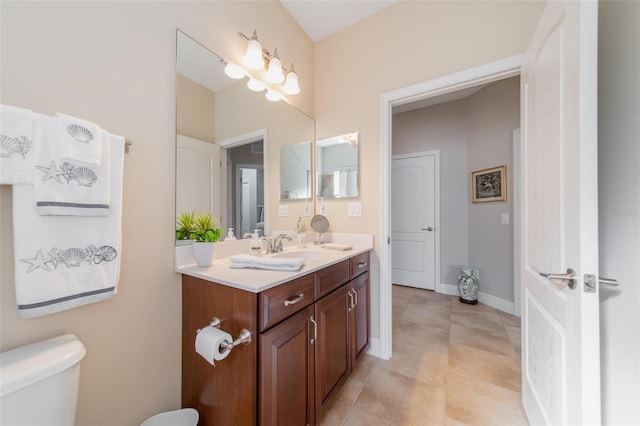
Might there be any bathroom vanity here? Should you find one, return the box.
[178,246,371,425]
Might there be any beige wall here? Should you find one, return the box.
[315,1,544,338]
[176,75,215,143]
[0,2,313,425]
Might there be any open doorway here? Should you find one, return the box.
[217,128,267,240]
[379,55,523,360]
[226,141,264,239]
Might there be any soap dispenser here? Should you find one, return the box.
[295,217,306,249]
[250,229,262,256]
[226,228,236,241]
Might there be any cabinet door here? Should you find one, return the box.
[351,272,370,364]
[314,283,352,412]
[260,305,315,426]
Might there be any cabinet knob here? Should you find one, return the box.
[358,262,368,268]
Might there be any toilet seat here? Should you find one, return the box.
[141,408,198,426]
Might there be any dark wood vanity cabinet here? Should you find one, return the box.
[314,282,352,411]
[260,305,315,426]
[182,251,370,426]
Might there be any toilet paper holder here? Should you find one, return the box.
[197,317,252,353]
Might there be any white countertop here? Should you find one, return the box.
[176,243,373,293]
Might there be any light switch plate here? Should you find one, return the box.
[279,205,288,217]
[319,204,327,215]
[348,202,362,217]
[501,213,509,224]
[304,204,311,217]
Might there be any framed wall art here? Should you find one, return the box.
[471,165,507,203]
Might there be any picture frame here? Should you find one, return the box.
[472,165,507,203]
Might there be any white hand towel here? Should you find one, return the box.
[55,113,102,166]
[33,115,111,216]
[0,105,35,184]
[229,254,304,271]
[11,133,124,318]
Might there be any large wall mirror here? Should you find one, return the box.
[316,131,359,198]
[175,30,315,243]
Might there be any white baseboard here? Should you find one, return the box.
[436,283,515,315]
[367,338,384,359]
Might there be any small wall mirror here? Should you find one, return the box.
[280,141,312,200]
[316,131,359,198]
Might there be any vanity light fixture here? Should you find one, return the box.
[243,30,264,70]
[224,62,246,79]
[265,49,284,84]
[247,78,266,92]
[237,30,300,101]
[265,89,283,102]
[283,64,300,95]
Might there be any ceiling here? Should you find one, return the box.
[280,0,400,42]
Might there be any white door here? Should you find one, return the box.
[521,1,600,424]
[237,168,257,236]
[176,134,221,218]
[391,154,436,290]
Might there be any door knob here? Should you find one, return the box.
[599,277,619,287]
[540,268,577,289]
[422,227,434,231]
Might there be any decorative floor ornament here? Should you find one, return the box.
[457,267,479,305]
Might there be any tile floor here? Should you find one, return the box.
[318,285,527,426]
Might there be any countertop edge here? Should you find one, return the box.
[176,246,372,293]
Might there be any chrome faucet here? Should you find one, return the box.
[267,233,292,254]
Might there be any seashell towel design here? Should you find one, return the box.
[36,160,98,187]
[1,134,33,159]
[20,245,117,273]
[66,124,94,144]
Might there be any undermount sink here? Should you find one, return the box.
[270,250,327,262]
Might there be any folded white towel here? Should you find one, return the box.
[55,113,102,166]
[11,134,124,318]
[229,254,304,271]
[0,105,35,184]
[33,115,112,216]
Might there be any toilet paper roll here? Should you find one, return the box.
[195,326,232,366]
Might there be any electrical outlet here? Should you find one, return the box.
[501,213,509,224]
[319,204,327,215]
[304,204,311,216]
[279,205,288,217]
[348,202,362,217]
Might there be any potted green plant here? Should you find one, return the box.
[176,211,196,242]
[176,212,221,267]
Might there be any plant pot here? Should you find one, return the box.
[457,267,479,305]
[192,241,215,267]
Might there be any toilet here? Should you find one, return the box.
[0,334,198,426]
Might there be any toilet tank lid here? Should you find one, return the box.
[0,334,86,397]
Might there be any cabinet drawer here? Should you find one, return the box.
[350,252,370,279]
[314,260,350,299]
[259,274,313,332]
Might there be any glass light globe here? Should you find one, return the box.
[265,89,283,102]
[283,69,300,95]
[244,38,264,70]
[265,51,284,84]
[224,63,246,79]
[247,78,266,92]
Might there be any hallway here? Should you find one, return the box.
[319,285,526,425]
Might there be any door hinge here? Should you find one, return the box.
[387,237,391,244]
